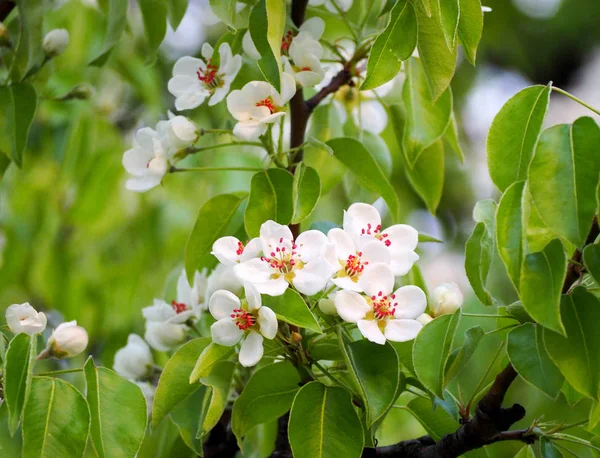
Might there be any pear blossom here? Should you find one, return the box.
[174,268,209,315]
[45,321,89,358]
[122,127,173,192]
[211,236,262,266]
[113,334,154,380]
[209,283,277,367]
[226,73,296,140]
[168,42,242,110]
[334,263,426,344]
[157,112,199,151]
[206,263,244,303]
[343,203,419,276]
[318,292,338,316]
[43,28,69,57]
[309,0,353,13]
[235,220,332,296]
[5,303,47,335]
[430,282,463,317]
[143,299,189,351]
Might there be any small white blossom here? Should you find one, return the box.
[235,220,332,296]
[334,263,426,344]
[175,268,209,314]
[282,18,326,88]
[5,303,47,336]
[43,28,69,57]
[211,237,262,266]
[226,73,296,141]
[142,299,189,351]
[209,283,277,367]
[46,321,89,358]
[168,42,242,110]
[430,282,463,317]
[206,264,244,303]
[113,334,154,381]
[318,292,338,316]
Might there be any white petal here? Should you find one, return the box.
[122,147,153,175]
[257,112,286,125]
[211,236,242,265]
[235,258,273,284]
[295,230,327,262]
[279,72,297,104]
[254,277,289,296]
[239,331,264,367]
[209,290,241,320]
[332,275,362,292]
[389,250,420,276]
[327,228,355,260]
[242,31,261,60]
[201,42,214,59]
[384,319,423,342]
[233,120,266,141]
[359,263,394,297]
[392,285,427,320]
[240,237,262,261]
[173,56,205,77]
[360,240,391,265]
[357,319,386,344]
[334,290,370,323]
[211,318,244,346]
[167,75,197,96]
[209,84,230,106]
[258,307,277,339]
[353,100,388,134]
[343,203,382,237]
[125,175,162,192]
[177,270,194,305]
[293,258,332,295]
[385,224,419,251]
[144,321,186,351]
[244,282,262,311]
[227,89,252,121]
[174,91,208,111]
[294,70,324,88]
[169,116,197,143]
[260,221,293,252]
[299,17,325,39]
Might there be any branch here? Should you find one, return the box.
[305,68,353,113]
[563,215,599,293]
[0,1,15,22]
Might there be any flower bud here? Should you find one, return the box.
[42,28,69,57]
[144,321,187,352]
[168,115,198,150]
[416,313,434,326]
[45,321,88,358]
[5,303,47,335]
[318,297,338,316]
[113,334,154,381]
[430,283,463,317]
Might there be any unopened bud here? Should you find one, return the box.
[45,321,88,358]
[416,313,434,326]
[43,28,69,57]
[291,332,302,344]
[318,298,338,316]
[430,283,463,317]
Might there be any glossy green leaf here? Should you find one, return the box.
[185,193,247,283]
[22,377,90,458]
[361,0,417,90]
[444,114,464,162]
[261,288,322,333]
[167,0,189,30]
[90,0,128,65]
[139,0,168,60]
[437,0,460,49]
[153,337,211,427]
[544,288,600,400]
[583,244,600,285]
[0,152,11,179]
[390,340,416,375]
[10,0,44,81]
[291,164,321,224]
[413,310,461,397]
[465,200,496,306]
[327,137,400,221]
[520,239,567,335]
[507,323,564,398]
[0,83,37,167]
[209,0,238,28]
[457,0,483,64]
[245,169,294,237]
[241,421,277,458]
[444,325,485,383]
[84,358,147,457]
[402,58,453,166]
[232,362,301,446]
[288,382,363,458]
[540,438,564,458]
[515,446,535,458]
[4,332,36,435]
[529,117,600,246]
[487,84,551,192]
[170,386,207,455]
[198,361,235,436]
[189,341,235,383]
[0,401,21,456]
[405,140,445,214]
[404,396,458,440]
[249,0,285,91]
[496,180,527,291]
[304,140,345,195]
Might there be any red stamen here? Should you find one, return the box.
[231,308,255,330]
[171,300,188,314]
[371,292,397,319]
[196,59,221,88]
[236,241,245,256]
[256,97,277,114]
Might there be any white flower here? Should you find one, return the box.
[43,28,69,57]
[143,299,189,351]
[209,283,277,367]
[113,334,153,381]
[211,236,262,266]
[135,381,155,416]
[235,221,332,296]
[416,313,434,326]
[157,112,199,151]
[168,42,242,110]
[174,268,209,314]
[430,282,463,317]
[283,18,326,88]
[343,203,419,276]
[334,264,426,344]
[309,0,353,13]
[46,321,89,358]
[226,73,296,141]
[122,127,173,192]
[351,98,389,135]
[5,303,47,335]
[242,31,262,60]
[206,264,244,303]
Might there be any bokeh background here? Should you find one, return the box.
[1,0,600,455]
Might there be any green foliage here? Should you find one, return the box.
[444,325,484,383]
[261,288,321,333]
[0,83,37,167]
[167,0,189,30]
[457,0,483,64]
[90,0,128,65]
[4,333,36,435]
[249,0,285,92]
[496,181,526,291]
[583,243,600,285]
[405,140,445,214]
[139,0,168,62]
[209,0,239,28]
[10,0,44,81]
[291,164,321,224]
[190,341,235,383]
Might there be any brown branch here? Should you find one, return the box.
[306,68,353,113]
[0,1,15,22]
[563,215,599,293]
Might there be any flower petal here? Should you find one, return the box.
[332,275,362,292]
[293,258,331,295]
[327,228,355,260]
[242,31,261,60]
[239,331,264,367]
[173,56,205,76]
[385,224,419,251]
[125,175,162,192]
[357,319,386,344]
[233,120,266,141]
[175,91,208,111]
[359,263,394,297]
[235,258,273,284]
[295,230,327,262]
[392,285,427,319]
[244,282,262,311]
[253,278,289,296]
[389,250,420,276]
[334,290,370,323]
[209,290,241,320]
[258,306,277,339]
[260,220,293,253]
[352,100,388,134]
[299,16,325,39]
[343,203,382,237]
[212,236,242,265]
[240,237,262,261]
[211,318,244,346]
[167,75,197,96]
[384,319,423,342]
[360,240,391,264]
[177,270,194,306]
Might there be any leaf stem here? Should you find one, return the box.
[36,367,83,376]
[552,87,600,117]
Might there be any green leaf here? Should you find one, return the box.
[327,137,400,221]
[209,0,238,28]
[437,0,460,50]
[292,164,321,224]
[444,114,464,162]
[465,200,496,306]
[444,325,485,383]
[10,0,44,81]
[404,396,459,441]
[405,140,445,214]
[540,438,564,458]
[232,362,301,446]
[249,0,285,92]
[185,193,247,283]
[139,0,168,61]
[22,377,90,458]
[402,58,453,166]
[418,233,443,243]
[84,358,147,457]
[197,361,235,435]
[529,117,600,246]
[340,340,400,427]
[390,340,416,375]
[0,402,21,456]
[487,84,551,192]
[515,446,536,458]
[167,0,189,30]
[507,323,564,398]
[189,341,235,383]
[544,288,600,400]
[153,337,211,427]
[457,0,483,64]
[413,310,461,397]
[170,386,207,455]
[261,288,322,333]
[288,382,364,458]
[90,0,128,65]
[0,152,11,179]
[0,83,37,167]
[520,239,567,335]
[4,332,36,435]
[245,169,294,237]
[583,244,600,285]
[241,421,277,458]
[496,180,526,291]
[361,0,417,90]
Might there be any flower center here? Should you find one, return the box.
[231,308,256,330]
[236,241,245,256]
[255,97,278,114]
[337,251,368,281]
[370,291,397,320]
[361,223,391,247]
[171,300,188,314]
[197,60,224,89]
[261,238,303,281]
